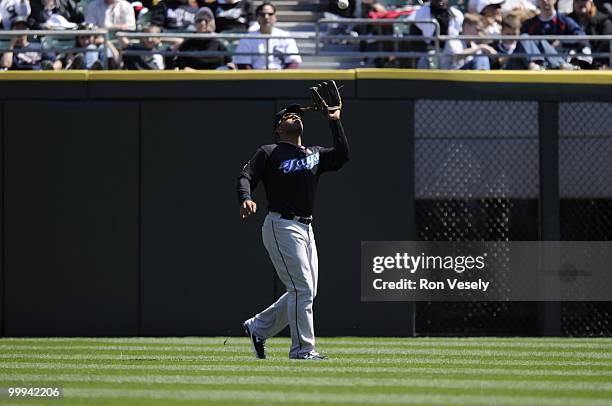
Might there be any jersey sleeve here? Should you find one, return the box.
[237,147,267,204]
[318,119,350,173]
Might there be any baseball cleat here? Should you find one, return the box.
[292,351,328,360]
[243,322,266,359]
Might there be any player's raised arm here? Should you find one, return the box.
[310,81,350,171]
[237,148,267,218]
[326,112,350,169]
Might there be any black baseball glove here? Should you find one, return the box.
[309,80,342,115]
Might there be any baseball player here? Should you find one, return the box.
[237,81,349,360]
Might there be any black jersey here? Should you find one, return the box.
[237,120,349,217]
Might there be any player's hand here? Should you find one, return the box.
[240,200,257,219]
[328,109,341,121]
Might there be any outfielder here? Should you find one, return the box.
[237,81,349,360]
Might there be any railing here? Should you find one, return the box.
[0,29,110,69]
[315,18,441,66]
[117,32,316,70]
[440,34,612,67]
[0,20,611,70]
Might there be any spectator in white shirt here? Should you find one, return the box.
[0,0,31,29]
[234,1,301,69]
[85,0,135,31]
[477,0,504,35]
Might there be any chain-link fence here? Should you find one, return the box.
[414,100,540,335]
[414,99,612,336]
[559,102,612,336]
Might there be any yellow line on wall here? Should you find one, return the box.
[87,70,356,81]
[355,69,612,85]
[1,69,611,85]
[0,71,88,81]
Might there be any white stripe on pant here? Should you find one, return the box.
[245,212,318,359]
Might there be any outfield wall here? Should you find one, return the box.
[1,70,611,337]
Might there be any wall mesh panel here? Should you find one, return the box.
[559,102,612,337]
[414,100,540,336]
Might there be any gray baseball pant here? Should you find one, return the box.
[244,212,318,359]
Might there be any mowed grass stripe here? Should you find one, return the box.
[3,362,612,378]
[3,368,611,386]
[1,338,611,405]
[1,378,610,402]
[4,342,612,354]
[61,387,612,405]
[2,338,612,350]
[1,345,611,360]
[3,356,612,370]
[2,353,612,367]
[3,337,612,344]
[4,371,612,392]
[0,369,612,392]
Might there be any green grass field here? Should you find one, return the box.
[1,337,611,405]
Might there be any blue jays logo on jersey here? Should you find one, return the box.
[279,152,320,174]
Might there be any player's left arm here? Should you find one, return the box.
[237,148,267,218]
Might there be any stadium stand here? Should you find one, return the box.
[0,0,611,70]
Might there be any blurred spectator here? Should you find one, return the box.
[63,23,120,69]
[409,0,464,68]
[328,0,357,18]
[594,0,612,14]
[208,0,253,32]
[502,0,537,13]
[121,24,165,69]
[521,0,591,66]
[522,0,584,35]
[443,13,496,69]
[29,0,83,29]
[469,0,537,13]
[490,12,544,68]
[491,12,524,68]
[131,1,149,26]
[477,0,504,34]
[173,6,235,69]
[0,0,30,29]
[324,0,364,38]
[364,1,416,68]
[491,12,576,68]
[0,16,62,70]
[85,0,136,31]
[569,0,612,68]
[362,0,386,14]
[234,2,301,69]
[150,0,197,31]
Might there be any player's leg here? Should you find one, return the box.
[262,214,316,358]
[244,214,290,341]
[307,225,319,298]
[299,224,327,360]
[244,292,289,339]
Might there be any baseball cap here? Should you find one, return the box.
[194,7,214,22]
[476,0,504,13]
[274,104,305,129]
[10,16,28,28]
